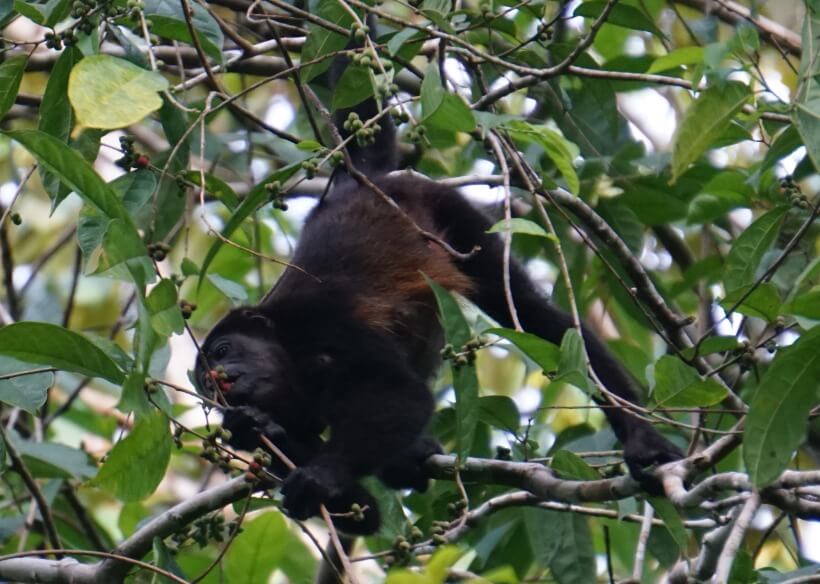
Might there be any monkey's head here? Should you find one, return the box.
[194,307,314,433]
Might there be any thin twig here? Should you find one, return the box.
[259,435,359,584]
[0,426,62,551]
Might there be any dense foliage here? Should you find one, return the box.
[0,0,818,582]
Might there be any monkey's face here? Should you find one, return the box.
[194,309,295,417]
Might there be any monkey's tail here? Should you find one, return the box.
[430,188,646,446]
[328,14,398,176]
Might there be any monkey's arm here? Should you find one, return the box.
[221,406,322,476]
[280,366,434,520]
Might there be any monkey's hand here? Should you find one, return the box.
[623,425,683,496]
[222,406,287,452]
[280,462,350,520]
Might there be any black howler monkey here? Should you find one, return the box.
[194,27,682,535]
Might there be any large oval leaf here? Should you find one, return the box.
[0,356,53,413]
[671,81,751,182]
[68,55,168,129]
[0,55,26,120]
[225,512,316,584]
[91,410,171,500]
[143,0,224,63]
[724,207,788,293]
[744,326,820,487]
[651,355,726,408]
[299,0,354,82]
[4,129,133,225]
[0,322,124,384]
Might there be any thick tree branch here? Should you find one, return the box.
[672,0,801,56]
[1,452,819,583]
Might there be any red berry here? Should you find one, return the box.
[135,155,150,168]
[219,381,232,393]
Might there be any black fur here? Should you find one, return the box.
[194,37,681,534]
[329,14,398,176]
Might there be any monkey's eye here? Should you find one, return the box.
[212,341,230,360]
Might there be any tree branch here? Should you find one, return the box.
[672,0,801,56]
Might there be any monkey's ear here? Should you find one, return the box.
[241,309,273,329]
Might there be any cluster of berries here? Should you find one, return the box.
[115,135,150,171]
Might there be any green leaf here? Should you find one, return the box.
[478,395,519,431]
[421,63,445,118]
[573,1,662,36]
[648,498,688,552]
[680,336,742,360]
[299,0,354,82]
[651,355,727,408]
[648,47,705,73]
[793,2,820,171]
[783,288,820,319]
[181,258,200,277]
[112,169,159,229]
[0,322,124,383]
[0,0,15,24]
[502,121,580,194]
[0,356,53,413]
[761,126,802,175]
[551,450,600,481]
[14,438,97,479]
[117,370,152,415]
[486,327,560,372]
[13,0,44,22]
[427,278,478,461]
[96,219,156,288]
[720,283,781,322]
[554,329,591,391]
[38,47,83,203]
[295,139,324,152]
[4,129,134,225]
[724,207,788,292]
[420,63,475,134]
[744,327,820,487]
[387,547,462,584]
[331,64,374,110]
[671,82,751,182]
[487,218,556,241]
[686,170,752,224]
[225,511,316,583]
[387,27,422,56]
[619,179,689,225]
[182,172,239,210]
[540,512,595,584]
[38,47,80,141]
[0,55,26,120]
[68,55,168,129]
[525,509,562,567]
[153,538,185,581]
[146,278,185,336]
[207,273,248,305]
[198,163,300,284]
[92,410,171,500]
[143,0,224,62]
[728,22,760,55]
